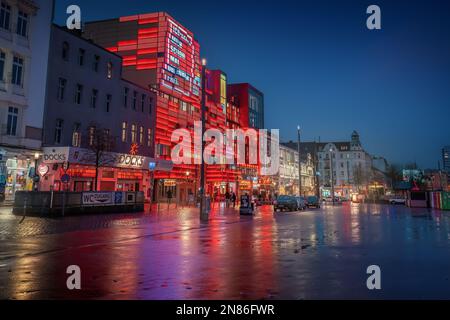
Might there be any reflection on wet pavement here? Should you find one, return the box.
[0,203,450,299]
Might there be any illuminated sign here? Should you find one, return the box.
[170,56,179,65]
[118,155,145,168]
[164,179,177,187]
[170,45,185,59]
[38,164,50,177]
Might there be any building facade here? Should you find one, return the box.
[0,0,53,201]
[83,13,203,203]
[82,12,266,203]
[443,146,450,173]
[278,144,315,196]
[227,83,264,130]
[317,132,373,198]
[40,25,159,199]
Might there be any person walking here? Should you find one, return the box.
[225,191,231,208]
[231,192,237,208]
[167,189,173,208]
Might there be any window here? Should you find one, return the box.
[6,106,18,136]
[16,11,28,37]
[0,2,11,30]
[180,100,188,112]
[121,122,128,142]
[78,49,85,66]
[132,91,137,110]
[93,55,100,72]
[131,124,137,143]
[88,126,96,146]
[72,123,81,147]
[54,119,64,144]
[103,129,110,150]
[123,87,129,108]
[106,94,112,112]
[62,42,69,60]
[141,94,146,112]
[57,78,67,101]
[11,56,23,86]
[107,62,112,79]
[147,128,153,147]
[91,89,98,108]
[0,51,5,81]
[149,97,153,114]
[139,126,144,145]
[75,84,83,104]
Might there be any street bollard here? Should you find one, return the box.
[20,198,27,224]
[62,192,66,217]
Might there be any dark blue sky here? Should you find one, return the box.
[54,0,450,169]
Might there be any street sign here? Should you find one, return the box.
[61,174,71,183]
[62,162,70,172]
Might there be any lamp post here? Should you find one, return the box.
[329,148,335,206]
[33,153,40,191]
[200,58,208,221]
[297,126,302,197]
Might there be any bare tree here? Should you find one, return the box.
[387,164,402,190]
[353,163,367,192]
[82,124,117,191]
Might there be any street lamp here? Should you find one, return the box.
[200,57,208,221]
[329,148,335,206]
[33,152,40,191]
[297,126,302,197]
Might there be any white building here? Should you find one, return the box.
[317,131,373,198]
[0,0,53,201]
[278,144,315,196]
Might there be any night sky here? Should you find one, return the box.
[54,0,450,169]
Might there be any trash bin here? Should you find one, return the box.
[240,194,254,216]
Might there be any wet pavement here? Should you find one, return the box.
[1,203,450,300]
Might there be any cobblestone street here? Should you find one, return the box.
[1,203,450,300]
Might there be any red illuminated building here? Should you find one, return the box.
[83,12,265,202]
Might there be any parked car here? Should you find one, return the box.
[323,196,341,204]
[274,195,298,212]
[295,197,307,210]
[389,197,406,205]
[306,196,321,208]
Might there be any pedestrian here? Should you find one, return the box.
[231,192,237,208]
[225,191,231,208]
[167,189,173,207]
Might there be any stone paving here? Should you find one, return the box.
[1,203,450,300]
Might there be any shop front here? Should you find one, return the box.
[0,147,40,202]
[40,147,172,202]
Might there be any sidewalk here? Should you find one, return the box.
[0,202,251,241]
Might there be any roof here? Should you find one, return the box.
[52,24,122,60]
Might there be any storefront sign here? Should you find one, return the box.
[164,179,177,187]
[82,192,113,206]
[43,147,70,164]
[117,154,145,168]
[43,147,173,172]
[114,192,124,204]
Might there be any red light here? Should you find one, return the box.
[120,15,139,22]
[137,48,157,55]
[118,40,138,47]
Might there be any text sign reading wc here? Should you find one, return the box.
[82,192,114,206]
